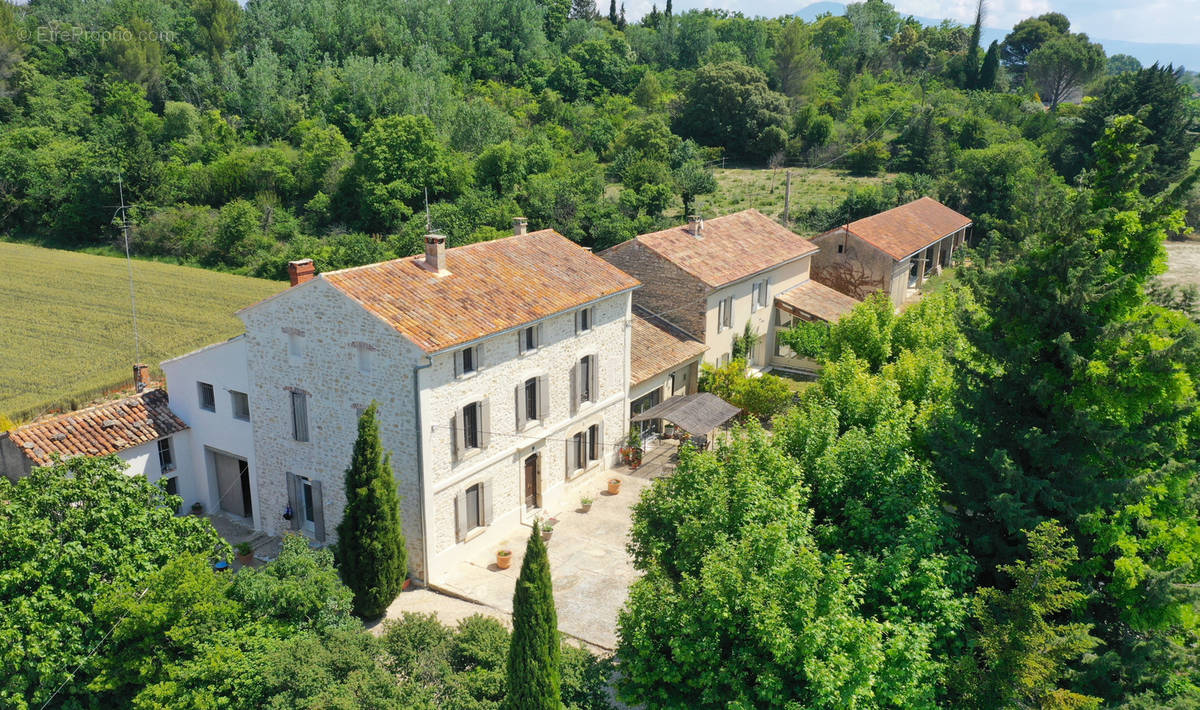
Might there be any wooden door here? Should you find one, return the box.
[524,454,539,509]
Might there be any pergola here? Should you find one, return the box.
[630,392,740,448]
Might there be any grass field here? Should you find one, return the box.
[608,166,889,233]
[0,242,285,421]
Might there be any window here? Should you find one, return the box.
[198,382,215,411]
[837,243,845,254]
[717,296,733,332]
[751,280,768,312]
[301,477,315,531]
[357,347,372,374]
[774,309,797,357]
[587,423,600,462]
[456,346,477,377]
[719,353,730,367]
[291,391,309,442]
[571,432,586,473]
[465,483,482,531]
[288,332,303,359]
[462,402,481,450]
[524,377,539,421]
[579,355,594,403]
[576,307,592,333]
[518,325,539,354]
[157,437,174,471]
[164,475,178,497]
[230,391,250,421]
[670,369,686,396]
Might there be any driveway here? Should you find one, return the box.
[435,442,676,651]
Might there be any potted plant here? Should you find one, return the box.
[541,519,556,542]
[622,427,644,468]
[190,501,203,516]
[608,478,622,495]
[234,541,254,566]
[580,496,593,513]
[496,549,512,570]
[663,423,676,439]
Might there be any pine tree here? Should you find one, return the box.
[335,402,408,619]
[503,521,561,710]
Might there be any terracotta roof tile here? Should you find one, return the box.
[775,279,861,323]
[630,306,708,386]
[321,230,640,353]
[5,389,187,467]
[609,209,818,288]
[843,197,971,261]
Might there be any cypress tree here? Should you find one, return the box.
[963,0,984,89]
[503,520,561,709]
[335,401,408,619]
[978,40,1000,90]
[608,0,617,24]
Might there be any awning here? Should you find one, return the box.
[630,392,741,434]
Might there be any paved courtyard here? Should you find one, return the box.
[434,441,677,650]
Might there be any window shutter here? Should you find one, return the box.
[569,363,579,415]
[452,413,463,460]
[537,376,548,423]
[286,473,301,531]
[518,330,526,355]
[575,310,581,335]
[565,437,574,476]
[597,420,605,462]
[311,479,326,542]
[482,481,493,526]
[480,401,491,449]
[589,355,599,402]
[454,491,467,542]
[535,324,542,349]
[454,350,463,377]
[475,343,484,370]
[514,384,525,429]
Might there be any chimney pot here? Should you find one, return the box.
[688,215,704,236]
[287,259,315,287]
[132,363,149,392]
[421,233,448,274]
[513,217,528,236]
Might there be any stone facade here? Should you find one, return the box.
[810,226,968,307]
[599,241,707,340]
[238,278,428,578]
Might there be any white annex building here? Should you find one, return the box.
[162,222,639,584]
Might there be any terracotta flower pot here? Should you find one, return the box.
[580,503,592,513]
[608,478,621,495]
[496,550,512,569]
[236,551,255,567]
[541,529,554,542]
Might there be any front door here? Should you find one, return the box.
[215,452,250,518]
[524,454,540,509]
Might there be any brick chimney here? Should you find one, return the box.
[287,259,315,287]
[133,363,149,392]
[513,217,528,236]
[420,233,448,274]
[687,215,704,236]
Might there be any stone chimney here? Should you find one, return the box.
[287,259,315,287]
[420,233,449,274]
[687,215,704,236]
[133,363,149,392]
[513,217,528,236]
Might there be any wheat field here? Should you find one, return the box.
[0,242,285,421]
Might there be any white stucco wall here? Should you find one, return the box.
[162,336,257,523]
[704,255,813,369]
[238,278,428,578]
[421,291,632,582]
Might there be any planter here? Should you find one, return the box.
[580,503,592,513]
[496,550,512,570]
[541,529,554,542]
[608,478,622,495]
[190,503,204,517]
[236,551,255,566]
[402,578,412,591]
[663,424,676,438]
[234,542,254,567]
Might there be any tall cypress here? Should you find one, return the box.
[978,40,1000,90]
[335,401,408,619]
[608,0,617,24]
[963,0,984,89]
[503,521,561,709]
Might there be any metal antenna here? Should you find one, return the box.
[116,176,141,366]
[424,187,431,232]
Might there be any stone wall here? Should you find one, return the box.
[599,241,707,341]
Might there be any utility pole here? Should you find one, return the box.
[116,177,141,368]
[784,170,792,226]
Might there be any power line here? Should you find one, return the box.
[115,177,142,367]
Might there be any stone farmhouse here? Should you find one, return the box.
[4,199,972,588]
[161,223,637,584]
[599,209,859,382]
[809,197,972,306]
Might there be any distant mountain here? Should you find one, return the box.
[795,2,1200,70]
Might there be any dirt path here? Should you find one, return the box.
[1164,242,1200,287]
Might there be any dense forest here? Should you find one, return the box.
[0,0,1195,279]
[4,1,1200,708]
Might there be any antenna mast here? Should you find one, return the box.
[424,186,431,232]
[117,177,141,366]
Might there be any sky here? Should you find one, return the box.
[625,0,1200,46]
